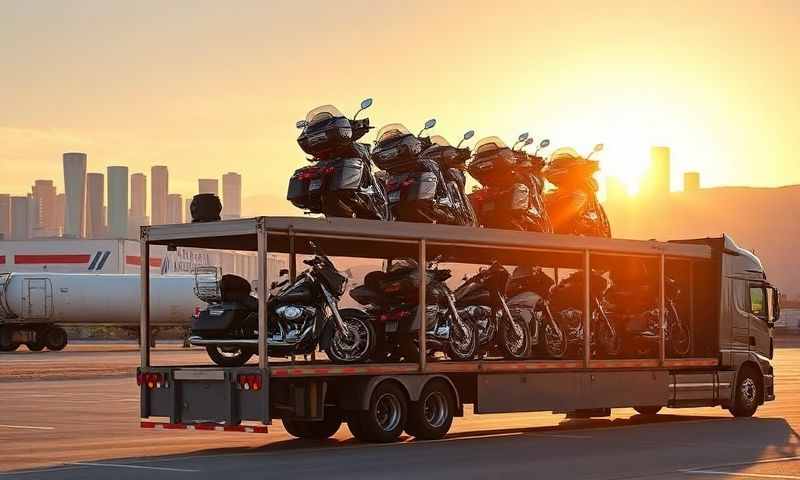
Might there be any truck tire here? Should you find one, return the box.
[26,340,46,352]
[353,382,407,443]
[205,346,253,367]
[633,406,662,416]
[283,409,342,440]
[729,367,761,418]
[0,325,20,351]
[44,327,68,351]
[405,380,454,440]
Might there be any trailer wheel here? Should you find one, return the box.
[633,406,662,416]
[406,380,454,440]
[205,346,253,367]
[353,382,407,443]
[0,342,20,352]
[729,366,761,418]
[26,340,46,352]
[0,325,19,351]
[282,409,342,440]
[44,327,67,351]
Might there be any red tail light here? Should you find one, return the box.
[138,372,165,389]
[192,306,201,319]
[378,309,410,322]
[238,374,262,391]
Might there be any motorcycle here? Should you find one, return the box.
[468,133,553,232]
[548,270,621,358]
[505,266,568,359]
[349,257,478,362]
[189,243,375,366]
[605,265,691,357]
[288,98,389,220]
[453,262,531,359]
[374,119,477,225]
[542,144,611,237]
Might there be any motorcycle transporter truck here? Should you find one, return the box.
[137,216,779,442]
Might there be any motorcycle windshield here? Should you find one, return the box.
[429,135,451,147]
[549,147,581,163]
[305,105,345,126]
[474,136,508,154]
[376,123,411,144]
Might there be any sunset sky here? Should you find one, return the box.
[1,0,798,212]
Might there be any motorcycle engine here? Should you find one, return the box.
[274,305,316,342]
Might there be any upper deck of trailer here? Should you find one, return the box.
[142,216,712,267]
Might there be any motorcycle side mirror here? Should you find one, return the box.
[540,139,550,149]
[353,98,373,119]
[586,143,604,160]
[418,118,437,136]
[296,120,308,129]
[513,132,530,150]
[522,138,534,149]
[457,129,475,148]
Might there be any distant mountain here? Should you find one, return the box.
[605,184,800,298]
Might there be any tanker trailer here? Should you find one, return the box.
[0,272,207,351]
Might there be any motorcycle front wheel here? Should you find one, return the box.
[323,313,376,364]
[500,314,530,359]
[668,310,691,357]
[446,317,477,361]
[205,345,254,367]
[539,318,567,359]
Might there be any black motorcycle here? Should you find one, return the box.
[288,98,389,220]
[349,257,478,362]
[505,266,568,359]
[605,268,691,357]
[189,243,375,366]
[542,144,611,238]
[468,133,552,233]
[548,270,621,358]
[374,120,477,226]
[453,262,531,359]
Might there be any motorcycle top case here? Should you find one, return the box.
[467,146,517,186]
[191,302,256,336]
[373,133,423,173]
[297,115,355,158]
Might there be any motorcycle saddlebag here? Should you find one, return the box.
[287,167,311,204]
[191,303,254,337]
[328,157,365,191]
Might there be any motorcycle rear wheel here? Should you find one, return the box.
[205,345,253,367]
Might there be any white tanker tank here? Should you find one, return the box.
[0,272,207,352]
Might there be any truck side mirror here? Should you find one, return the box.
[771,287,781,324]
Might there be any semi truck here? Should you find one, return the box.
[138,216,779,442]
[0,272,208,351]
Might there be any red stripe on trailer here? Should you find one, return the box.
[140,421,268,433]
[125,255,162,267]
[14,254,91,264]
[0,256,4,264]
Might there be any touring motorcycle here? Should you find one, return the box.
[288,98,389,220]
[189,243,375,366]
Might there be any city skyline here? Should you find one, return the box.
[0,152,242,240]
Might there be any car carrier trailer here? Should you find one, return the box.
[138,216,780,442]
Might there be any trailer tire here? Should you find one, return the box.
[633,406,662,416]
[405,379,454,440]
[26,340,46,352]
[354,382,407,443]
[283,409,342,440]
[0,342,20,352]
[729,366,761,418]
[44,327,67,351]
[205,345,253,367]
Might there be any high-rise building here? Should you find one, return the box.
[151,166,169,225]
[86,173,105,238]
[10,196,29,240]
[130,173,147,218]
[54,193,65,233]
[107,166,129,238]
[648,146,671,195]
[684,172,700,192]
[198,178,219,195]
[31,180,57,235]
[222,172,242,219]
[63,152,87,237]
[167,193,183,224]
[0,194,11,239]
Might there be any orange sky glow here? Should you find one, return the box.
[1,0,798,212]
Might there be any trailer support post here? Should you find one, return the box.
[688,260,694,356]
[288,229,297,281]
[583,250,591,368]
[257,222,269,370]
[659,253,666,366]
[139,232,150,369]
[418,239,427,372]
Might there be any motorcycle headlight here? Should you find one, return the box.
[338,127,353,139]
